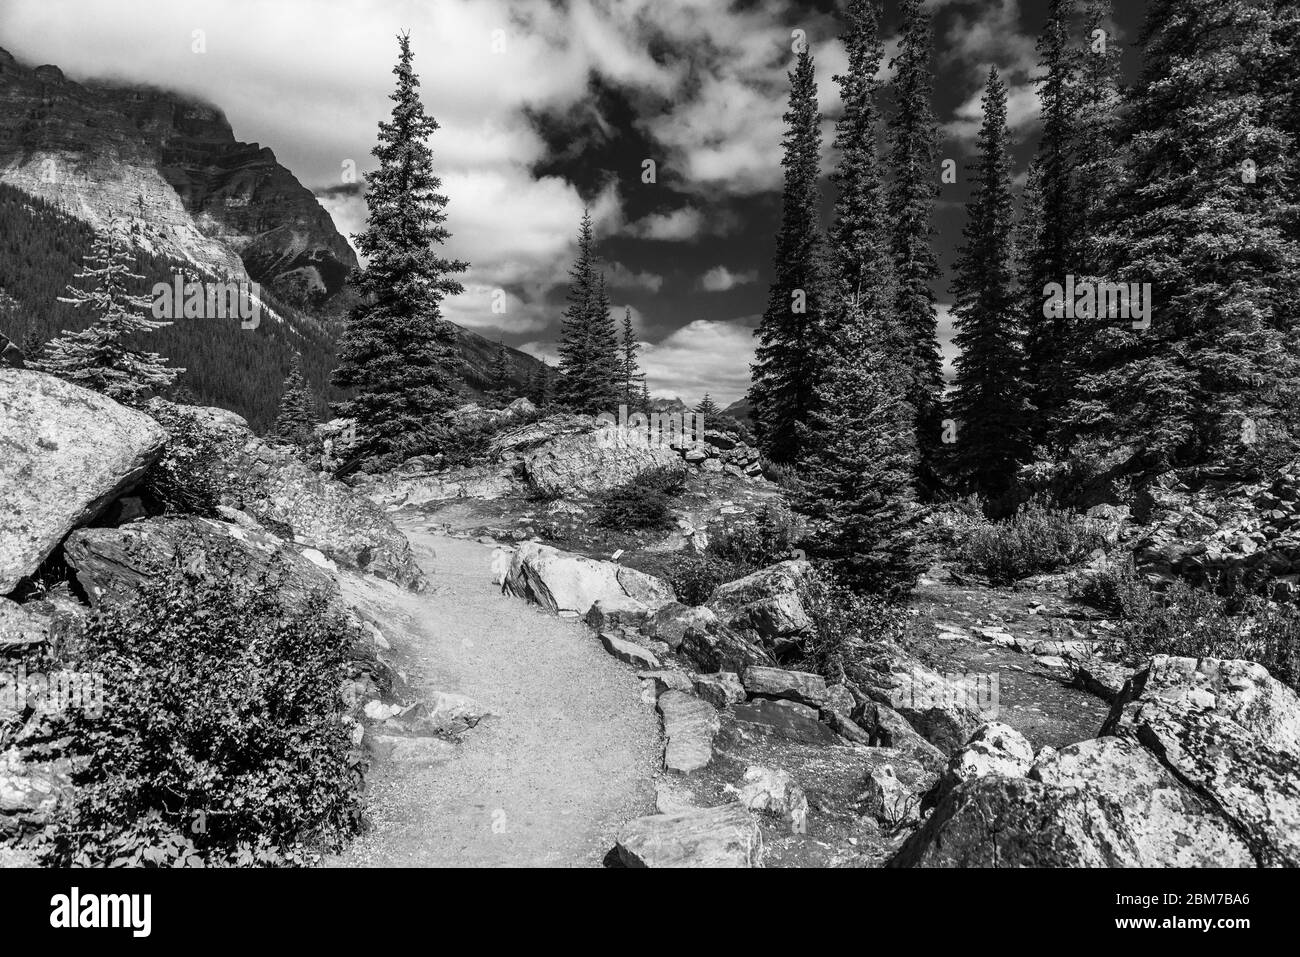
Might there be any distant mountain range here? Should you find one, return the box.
[0,47,546,428]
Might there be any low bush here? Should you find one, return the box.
[44,547,364,867]
[666,553,735,606]
[958,497,1105,585]
[797,565,909,685]
[140,405,231,517]
[593,466,686,531]
[707,503,804,569]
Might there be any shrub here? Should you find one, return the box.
[666,553,735,606]
[44,548,364,867]
[958,497,1105,585]
[140,405,231,517]
[593,466,685,531]
[707,503,803,569]
[797,565,908,684]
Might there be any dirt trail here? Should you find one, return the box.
[327,514,660,868]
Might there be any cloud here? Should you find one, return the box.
[627,207,704,241]
[639,318,756,406]
[700,266,758,292]
[605,261,664,292]
[943,79,1042,144]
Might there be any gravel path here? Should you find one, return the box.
[328,515,661,868]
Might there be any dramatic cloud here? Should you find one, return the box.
[628,207,705,241]
[639,319,757,406]
[700,266,759,292]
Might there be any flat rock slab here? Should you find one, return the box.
[616,802,763,867]
[0,369,166,594]
[599,632,659,669]
[658,690,720,774]
[742,665,828,707]
[732,697,839,745]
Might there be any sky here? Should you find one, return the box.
[0,0,1145,406]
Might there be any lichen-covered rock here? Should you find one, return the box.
[615,802,763,867]
[1,370,166,594]
[932,722,1035,804]
[708,560,812,653]
[523,423,686,497]
[741,665,828,708]
[502,541,674,617]
[658,690,720,775]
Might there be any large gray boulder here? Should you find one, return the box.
[522,422,686,497]
[615,802,763,867]
[658,690,720,774]
[0,370,166,594]
[1100,655,1300,866]
[146,400,426,590]
[502,540,674,616]
[707,560,812,653]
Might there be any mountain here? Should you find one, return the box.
[0,46,357,309]
[722,396,753,426]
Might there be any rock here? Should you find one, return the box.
[382,692,493,736]
[523,423,687,497]
[1100,655,1300,866]
[1071,659,1134,703]
[615,802,763,867]
[857,701,948,774]
[708,560,812,652]
[732,697,839,745]
[502,541,674,617]
[679,622,773,674]
[644,602,717,650]
[726,766,808,831]
[0,750,71,839]
[823,709,872,744]
[0,597,49,652]
[741,665,828,708]
[933,722,1035,804]
[823,683,857,716]
[146,400,426,590]
[859,764,925,828]
[1030,737,1254,867]
[0,330,23,368]
[63,516,341,616]
[0,370,166,593]
[658,690,720,775]
[598,632,660,669]
[637,669,694,699]
[585,595,650,632]
[889,775,1146,868]
[693,671,746,709]
[616,565,676,606]
[868,664,990,755]
[365,734,458,765]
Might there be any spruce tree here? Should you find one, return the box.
[1063,0,1300,468]
[695,393,720,417]
[619,307,645,408]
[488,341,511,405]
[530,361,550,407]
[556,212,620,413]
[34,224,181,404]
[274,355,316,447]
[950,68,1030,500]
[885,0,944,491]
[796,293,923,597]
[1020,0,1080,451]
[749,45,825,464]
[331,33,468,464]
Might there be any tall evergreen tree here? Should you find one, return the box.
[1062,0,1300,469]
[556,211,620,413]
[529,361,551,408]
[827,0,897,356]
[34,224,181,404]
[1020,0,1080,451]
[488,341,511,405]
[749,45,825,464]
[695,393,720,417]
[885,0,944,491]
[331,34,468,464]
[950,68,1030,500]
[619,307,645,408]
[274,354,316,447]
[796,294,924,597]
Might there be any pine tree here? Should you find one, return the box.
[749,45,825,465]
[950,68,1030,500]
[796,293,924,597]
[556,211,620,413]
[1020,0,1081,451]
[640,380,652,414]
[488,341,511,405]
[827,0,897,355]
[695,393,720,417]
[530,361,550,407]
[331,33,468,464]
[885,0,944,491]
[1062,0,1300,469]
[274,354,316,447]
[619,307,645,408]
[34,223,181,404]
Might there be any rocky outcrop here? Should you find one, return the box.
[708,560,812,654]
[502,541,674,617]
[0,370,166,594]
[523,425,687,497]
[615,802,763,867]
[932,722,1035,804]
[1100,655,1300,866]
[741,665,828,708]
[148,401,426,591]
[0,330,22,368]
[63,516,341,616]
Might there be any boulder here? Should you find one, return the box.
[732,697,839,745]
[644,602,717,650]
[863,663,989,755]
[932,722,1035,804]
[0,750,72,839]
[0,331,23,368]
[597,632,659,669]
[859,762,929,828]
[726,766,808,830]
[146,400,426,590]
[615,802,763,867]
[585,595,650,632]
[1030,737,1254,867]
[502,541,674,617]
[0,370,166,593]
[63,516,341,616]
[1100,655,1300,866]
[708,560,812,652]
[741,665,828,708]
[523,423,686,497]
[0,597,49,652]
[857,701,948,774]
[658,690,720,775]
[693,671,746,709]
